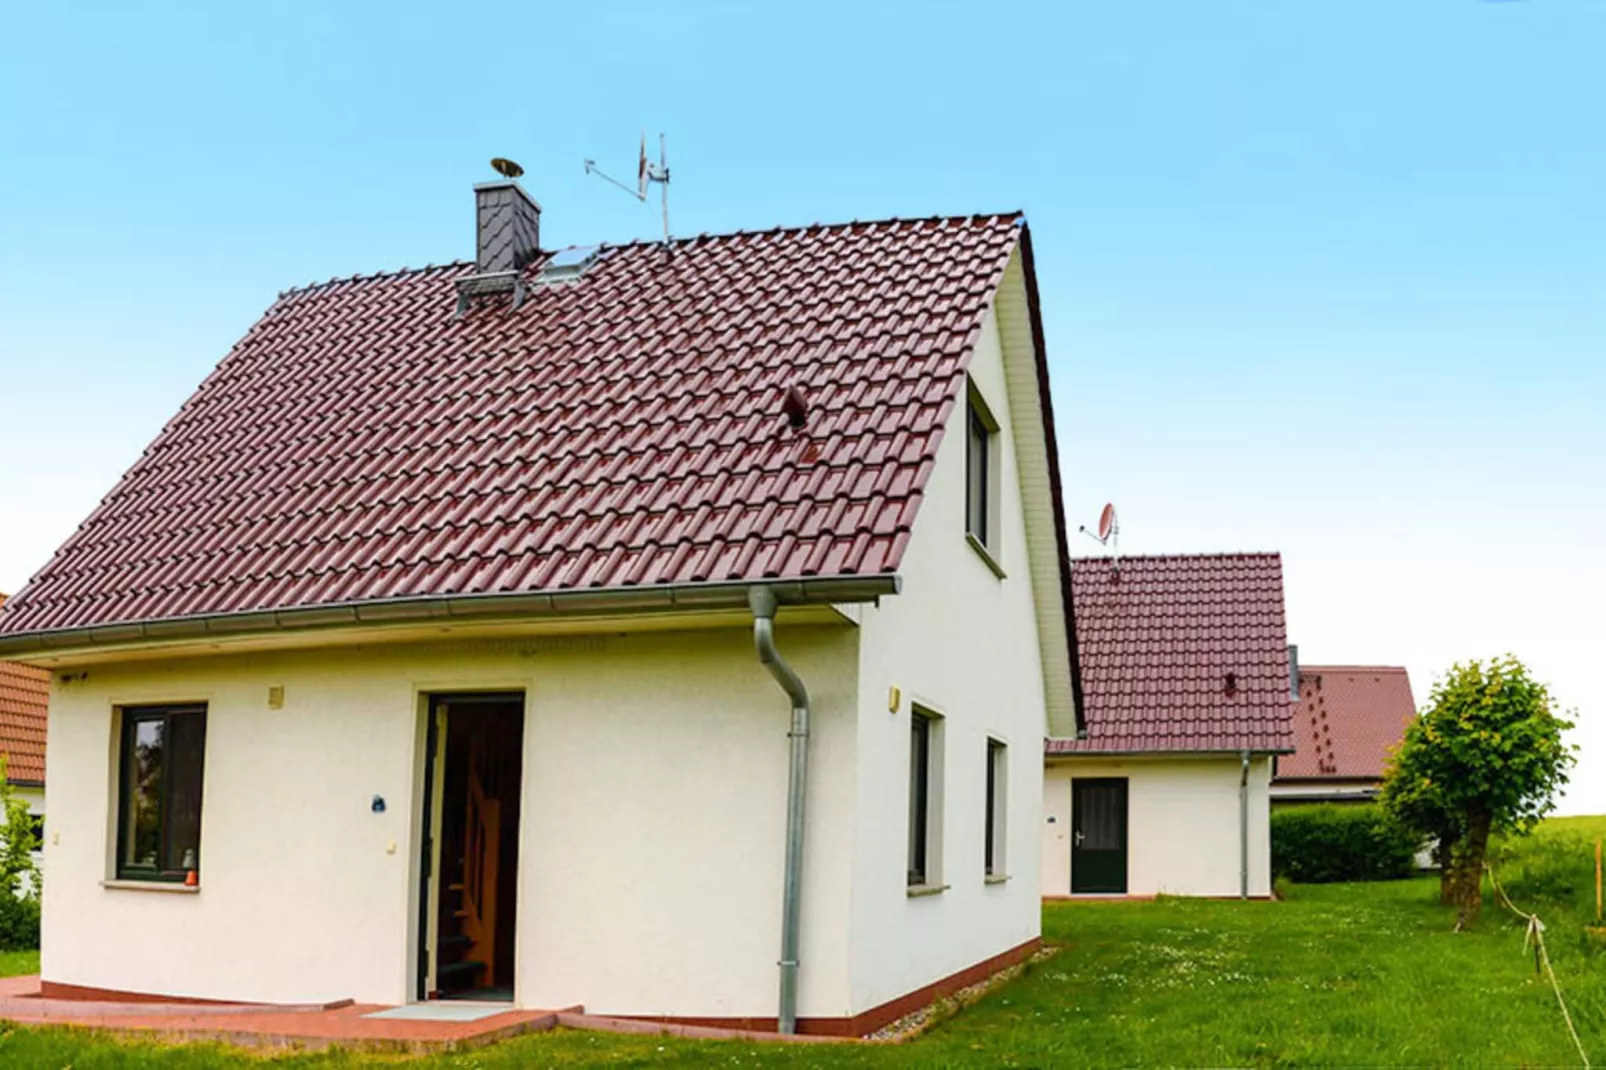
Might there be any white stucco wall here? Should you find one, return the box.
[12,785,43,815]
[1041,756,1274,898]
[849,295,1051,1014]
[41,625,861,1016]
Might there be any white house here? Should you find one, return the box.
[1042,552,1296,900]
[0,178,1082,1036]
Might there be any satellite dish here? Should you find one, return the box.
[1097,503,1117,543]
[490,157,525,179]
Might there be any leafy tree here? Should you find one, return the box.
[1381,656,1575,929]
[1381,730,1462,904]
[0,755,39,900]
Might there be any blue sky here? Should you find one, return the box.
[1,1,1600,810]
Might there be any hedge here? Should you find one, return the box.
[1271,803,1419,883]
[0,893,39,951]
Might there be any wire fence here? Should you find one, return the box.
[1485,861,1592,1069]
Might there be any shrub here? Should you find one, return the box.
[0,893,39,951]
[1271,803,1419,883]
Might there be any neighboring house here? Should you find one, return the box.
[1043,553,1297,899]
[1271,665,1417,804]
[0,179,1084,1035]
[0,593,48,822]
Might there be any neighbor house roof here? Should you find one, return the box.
[1276,666,1416,781]
[1,215,1075,651]
[1046,553,1296,755]
[0,596,47,785]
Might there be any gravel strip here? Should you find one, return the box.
[867,946,1060,1043]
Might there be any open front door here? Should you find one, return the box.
[418,693,523,1001]
[1071,777,1128,894]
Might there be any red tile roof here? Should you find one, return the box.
[1276,666,1416,780]
[0,596,47,785]
[0,215,1034,639]
[1046,553,1296,755]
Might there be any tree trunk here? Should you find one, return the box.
[1436,831,1457,905]
[1454,809,1493,930]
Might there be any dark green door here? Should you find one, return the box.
[1071,778,1128,893]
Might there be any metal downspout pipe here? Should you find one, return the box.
[748,586,810,1035]
[1239,748,1252,900]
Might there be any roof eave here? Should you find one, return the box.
[1014,223,1087,737]
[0,573,902,659]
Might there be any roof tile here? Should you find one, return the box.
[1046,553,1296,755]
[1276,666,1417,780]
[1,216,1024,637]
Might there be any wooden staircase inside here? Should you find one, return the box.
[435,729,512,998]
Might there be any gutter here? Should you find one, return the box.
[1239,749,1252,900]
[0,575,901,659]
[748,585,810,1036]
[1044,746,1295,759]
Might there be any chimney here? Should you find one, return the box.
[1287,643,1300,701]
[456,179,541,315]
[475,180,540,273]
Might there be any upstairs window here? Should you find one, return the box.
[965,385,1002,568]
[117,705,207,882]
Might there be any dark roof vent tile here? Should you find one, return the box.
[782,386,809,429]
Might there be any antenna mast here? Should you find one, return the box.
[584,131,672,244]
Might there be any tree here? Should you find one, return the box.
[0,756,39,900]
[1380,737,1461,904]
[1381,656,1575,929]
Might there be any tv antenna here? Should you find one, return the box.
[585,132,671,244]
[1078,502,1120,569]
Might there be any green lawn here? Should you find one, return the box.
[0,865,1601,1066]
[0,951,37,979]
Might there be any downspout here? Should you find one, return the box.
[748,585,810,1035]
[1239,748,1252,900]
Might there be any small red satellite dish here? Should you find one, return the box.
[1097,503,1117,543]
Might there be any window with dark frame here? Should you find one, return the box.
[117,705,207,882]
[966,401,991,546]
[907,710,932,886]
[985,739,1007,877]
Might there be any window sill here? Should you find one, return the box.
[985,873,1012,885]
[906,882,950,898]
[965,533,1007,579]
[101,879,199,894]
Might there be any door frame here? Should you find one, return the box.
[415,690,526,1001]
[1070,776,1129,895]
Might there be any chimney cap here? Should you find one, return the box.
[490,157,525,179]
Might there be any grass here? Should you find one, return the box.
[0,951,37,978]
[0,826,1601,1066]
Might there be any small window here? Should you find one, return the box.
[985,739,1007,877]
[116,705,207,882]
[907,708,944,887]
[966,403,991,544]
[965,386,1002,563]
